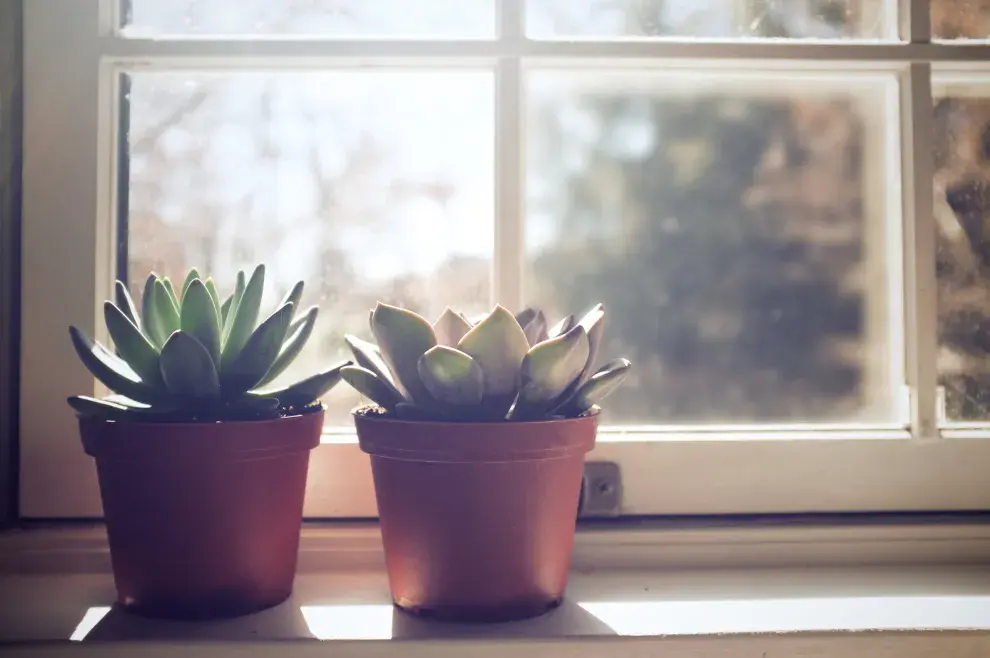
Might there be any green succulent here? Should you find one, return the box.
[340,302,632,421]
[67,264,349,422]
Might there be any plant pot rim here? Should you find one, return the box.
[353,405,598,464]
[77,403,325,429]
[79,405,325,461]
[350,404,599,428]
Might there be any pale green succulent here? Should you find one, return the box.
[340,302,632,421]
[67,264,348,422]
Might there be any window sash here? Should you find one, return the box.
[19,0,990,518]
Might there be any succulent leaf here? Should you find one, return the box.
[140,274,168,348]
[433,307,472,347]
[180,267,201,300]
[340,365,403,410]
[67,395,130,417]
[159,331,221,399]
[220,294,234,326]
[222,302,293,395]
[559,357,631,415]
[180,279,222,368]
[556,303,605,407]
[253,361,348,409]
[517,307,549,346]
[513,324,590,418]
[222,269,248,342]
[417,346,484,406]
[254,305,318,388]
[204,278,221,314]
[153,279,181,336]
[104,301,162,386]
[161,277,180,312]
[69,326,162,404]
[221,264,265,368]
[456,304,529,418]
[280,281,304,320]
[114,281,140,329]
[370,302,437,405]
[547,314,575,339]
[104,394,153,410]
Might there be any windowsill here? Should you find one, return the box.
[2,522,990,656]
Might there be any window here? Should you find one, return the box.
[20,0,990,518]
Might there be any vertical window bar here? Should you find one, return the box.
[114,73,131,288]
[494,0,524,312]
[901,0,937,440]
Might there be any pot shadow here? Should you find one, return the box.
[390,599,618,638]
[81,599,314,641]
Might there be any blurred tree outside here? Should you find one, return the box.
[122,0,990,425]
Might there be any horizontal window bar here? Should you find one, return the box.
[98,37,990,63]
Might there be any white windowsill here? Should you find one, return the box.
[2,522,990,657]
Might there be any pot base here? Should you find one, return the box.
[118,589,292,621]
[394,596,563,623]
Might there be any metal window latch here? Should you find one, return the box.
[578,461,622,518]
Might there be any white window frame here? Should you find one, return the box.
[19,0,990,519]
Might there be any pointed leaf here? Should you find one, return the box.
[280,281,304,320]
[159,331,221,399]
[548,314,575,339]
[371,302,437,405]
[456,304,529,418]
[204,278,221,314]
[114,281,140,329]
[560,358,632,415]
[140,274,168,348]
[518,308,548,346]
[69,326,162,404]
[513,324,590,418]
[253,361,349,409]
[67,395,131,418]
[433,307,472,347]
[180,279,222,368]
[340,365,403,410]
[180,267,201,301]
[417,346,484,406]
[161,276,180,312]
[222,302,293,395]
[254,305,319,388]
[220,294,234,327]
[222,269,247,341]
[153,279,180,336]
[221,264,265,368]
[104,394,154,410]
[344,333,404,400]
[515,307,537,328]
[556,304,606,407]
[575,304,605,385]
[104,301,162,386]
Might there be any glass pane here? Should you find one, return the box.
[528,0,890,40]
[933,0,990,41]
[121,0,494,38]
[525,70,896,425]
[124,71,494,425]
[934,84,990,421]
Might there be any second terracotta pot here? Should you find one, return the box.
[354,408,597,622]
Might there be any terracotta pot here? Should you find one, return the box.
[354,409,597,622]
[79,408,323,620]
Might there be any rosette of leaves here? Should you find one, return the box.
[67,264,349,421]
[340,302,631,421]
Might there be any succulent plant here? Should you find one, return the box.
[340,302,631,421]
[67,264,349,421]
